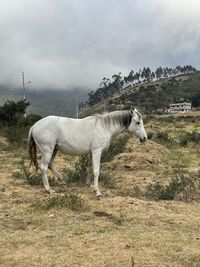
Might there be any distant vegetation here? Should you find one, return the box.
[84,65,197,110]
[0,99,41,143]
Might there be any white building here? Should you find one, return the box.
[168,102,191,113]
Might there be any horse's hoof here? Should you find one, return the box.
[96,192,103,198]
[46,189,55,195]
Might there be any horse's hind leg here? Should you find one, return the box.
[40,150,54,194]
[86,153,92,186]
[48,147,63,181]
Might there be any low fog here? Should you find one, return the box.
[0,0,200,90]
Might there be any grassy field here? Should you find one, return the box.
[0,114,200,267]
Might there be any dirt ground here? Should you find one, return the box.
[0,118,200,267]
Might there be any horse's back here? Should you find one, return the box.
[33,115,60,132]
[31,115,96,154]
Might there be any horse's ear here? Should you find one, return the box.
[131,108,137,114]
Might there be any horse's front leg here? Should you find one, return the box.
[92,149,102,197]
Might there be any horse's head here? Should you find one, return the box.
[128,108,147,143]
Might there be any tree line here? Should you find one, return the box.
[81,65,197,108]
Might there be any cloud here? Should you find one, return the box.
[0,0,199,90]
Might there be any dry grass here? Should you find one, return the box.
[0,116,200,267]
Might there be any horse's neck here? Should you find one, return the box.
[107,123,125,138]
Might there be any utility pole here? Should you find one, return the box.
[22,72,25,100]
[22,72,31,117]
[76,96,79,119]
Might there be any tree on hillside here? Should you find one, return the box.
[124,70,134,84]
[151,71,155,81]
[146,67,152,81]
[111,72,124,92]
[85,64,197,107]
[155,67,163,79]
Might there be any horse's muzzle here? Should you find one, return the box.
[140,137,147,143]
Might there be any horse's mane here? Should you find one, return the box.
[95,110,133,128]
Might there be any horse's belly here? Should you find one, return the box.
[57,125,93,155]
[57,142,90,156]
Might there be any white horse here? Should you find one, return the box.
[28,108,147,196]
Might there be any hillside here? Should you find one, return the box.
[80,71,200,117]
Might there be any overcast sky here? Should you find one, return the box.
[0,0,200,90]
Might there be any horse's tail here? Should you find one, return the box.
[28,127,38,171]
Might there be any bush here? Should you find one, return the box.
[100,173,117,189]
[0,99,42,144]
[154,131,173,144]
[64,155,89,184]
[144,170,200,201]
[147,131,154,140]
[33,193,87,211]
[101,134,129,163]
[180,131,200,146]
[4,126,29,144]
[12,160,58,187]
[0,99,29,126]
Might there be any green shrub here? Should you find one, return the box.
[0,99,41,144]
[101,134,129,163]
[100,173,117,189]
[4,126,29,144]
[64,155,89,184]
[179,131,200,146]
[147,131,154,140]
[145,170,200,201]
[12,160,58,187]
[154,131,172,144]
[33,193,87,211]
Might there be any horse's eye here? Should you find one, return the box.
[137,121,140,125]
